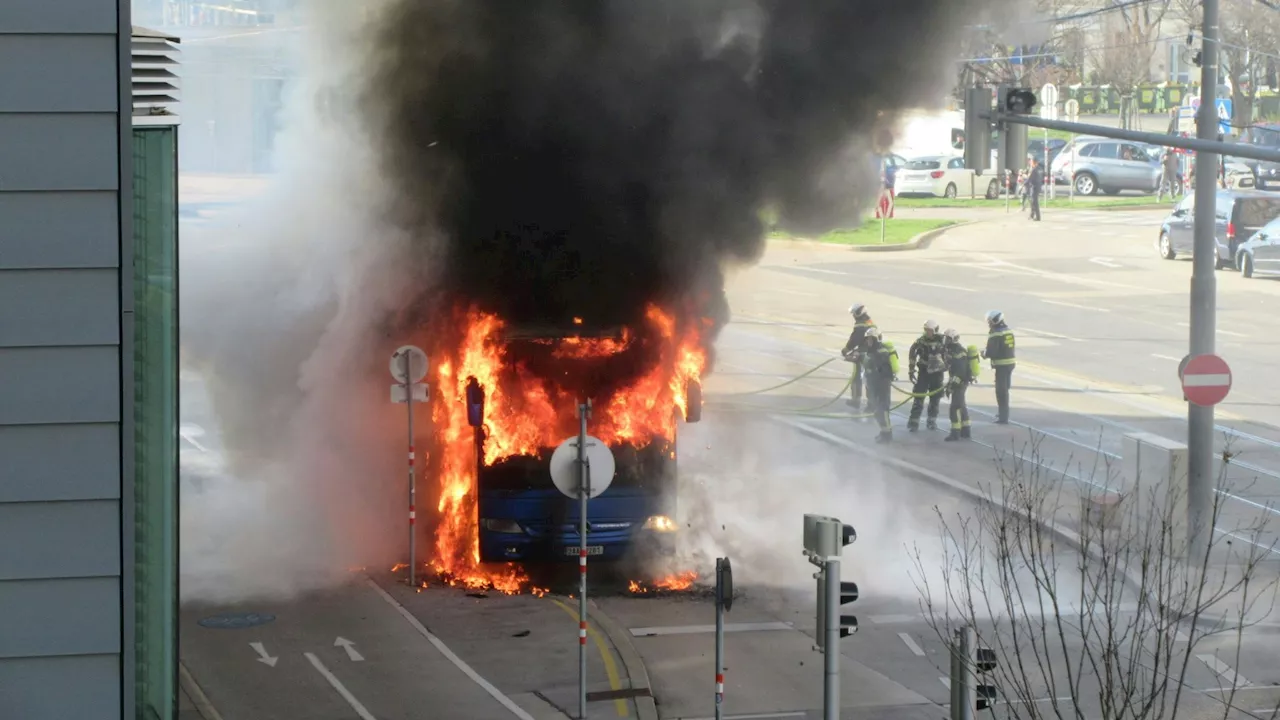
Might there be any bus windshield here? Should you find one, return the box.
[479,439,673,492]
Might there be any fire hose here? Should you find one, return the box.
[707,357,951,419]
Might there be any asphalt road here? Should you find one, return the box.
[177,190,1280,719]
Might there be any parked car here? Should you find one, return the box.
[1235,123,1280,190]
[893,155,1000,199]
[1050,137,1162,195]
[1026,138,1067,166]
[1234,211,1280,277]
[1157,189,1280,269]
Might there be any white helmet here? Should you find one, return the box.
[865,326,882,341]
[986,310,1004,326]
[944,328,960,342]
[923,320,940,333]
[849,303,867,317]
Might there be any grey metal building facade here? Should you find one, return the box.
[0,2,179,719]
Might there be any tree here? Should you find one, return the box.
[1175,0,1280,127]
[913,435,1279,720]
[1090,0,1174,91]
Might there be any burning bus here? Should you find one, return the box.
[426,303,707,588]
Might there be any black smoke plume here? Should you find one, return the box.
[367,0,1000,378]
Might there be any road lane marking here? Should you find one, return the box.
[1023,327,1082,342]
[250,641,278,667]
[1090,257,1123,268]
[366,578,536,720]
[305,653,377,720]
[770,265,846,276]
[335,637,365,662]
[179,662,227,720]
[628,621,792,636]
[1152,354,1183,362]
[680,707,798,712]
[549,597,629,718]
[910,281,974,292]
[870,614,920,625]
[1176,321,1249,338]
[898,632,926,656]
[939,677,951,690]
[1197,654,1251,687]
[1040,299,1112,312]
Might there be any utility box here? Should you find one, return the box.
[1118,432,1189,552]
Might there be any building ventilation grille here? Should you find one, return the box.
[132,27,180,117]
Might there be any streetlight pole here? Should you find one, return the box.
[1189,0,1220,561]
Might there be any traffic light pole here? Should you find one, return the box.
[1188,0,1221,563]
[823,557,841,720]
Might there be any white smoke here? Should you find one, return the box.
[179,0,417,604]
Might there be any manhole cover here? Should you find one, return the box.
[197,613,276,629]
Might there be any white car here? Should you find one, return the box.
[894,155,997,199]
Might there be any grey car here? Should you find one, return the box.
[1049,138,1162,195]
[1236,213,1280,277]
[1159,190,1280,269]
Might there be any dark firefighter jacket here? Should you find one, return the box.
[985,323,1016,366]
[946,343,973,384]
[909,333,947,374]
[842,317,876,357]
[863,342,897,382]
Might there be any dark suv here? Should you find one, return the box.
[1238,124,1280,190]
[1157,189,1280,268]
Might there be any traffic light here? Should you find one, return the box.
[815,574,858,650]
[1002,88,1038,114]
[964,87,993,172]
[975,645,998,710]
[804,515,857,652]
[997,87,1031,173]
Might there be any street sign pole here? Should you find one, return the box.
[390,345,428,588]
[404,352,416,588]
[577,400,590,720]
[714,557,733,719]
[1189,0,1221,562]
[823,555,840,720]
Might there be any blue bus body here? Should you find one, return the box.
[475,438,682,563]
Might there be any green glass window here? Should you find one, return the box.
[132,125,179,720]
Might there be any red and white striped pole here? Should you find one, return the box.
[576,400,591,720]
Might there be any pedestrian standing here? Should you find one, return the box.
[1027,158,1044,222]
[981,310,1016,424]
[840,303,876,410]
[942,328,973,441]
[861,327,898,443]
[1158,148,1180,201]
[907,320,946,432]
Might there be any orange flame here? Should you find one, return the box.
[628,571,699,593]
[428,303,708,592]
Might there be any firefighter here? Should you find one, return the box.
[982,310,1016,424]
[907,320,947,432]
[862,326,898,443]
[942,328,975,441]
[840,303,876,409]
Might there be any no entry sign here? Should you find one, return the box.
[1180,354,1232,407]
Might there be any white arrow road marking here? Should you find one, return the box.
[1198,653,1251,687]
[249,642,278,668]
[305,653,377,720]
[1090,256,1123,268]
[334,637,365,662]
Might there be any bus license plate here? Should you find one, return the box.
[567,546,604,556]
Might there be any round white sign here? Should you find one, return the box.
[390,345,428,384]
[549,435,617,499]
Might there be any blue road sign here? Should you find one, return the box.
[197,612,277,629]
[1216,98,1233,135]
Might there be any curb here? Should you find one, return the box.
[588,599,659,720]
[846,220,977,252]
[179,661,225,720]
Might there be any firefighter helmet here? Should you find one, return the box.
[924,319,940,333]
[865,326,882,342]
[849,303,867,318]
[986,310,1004,326]
[944,328,960,342]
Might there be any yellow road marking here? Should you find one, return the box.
[549,597,629,718]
